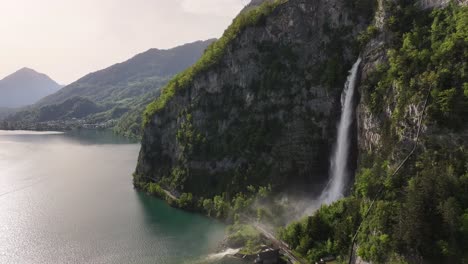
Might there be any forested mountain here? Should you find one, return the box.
[0,68,61,108]
[134,0,468,263]
[2,40,215,136]
[36,40,215,107]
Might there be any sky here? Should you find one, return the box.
[0,0,250,84]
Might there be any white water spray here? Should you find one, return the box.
[320,58,362,205]
[204,248,240,262]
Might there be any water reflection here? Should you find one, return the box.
[0,130,235,264]
[0,129,137,145]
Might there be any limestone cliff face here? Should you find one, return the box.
[136,0,371,197]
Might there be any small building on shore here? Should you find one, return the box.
[254,248,280,264]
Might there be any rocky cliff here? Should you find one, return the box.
[136,0,374,197]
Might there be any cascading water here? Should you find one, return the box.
[320,58,362,205]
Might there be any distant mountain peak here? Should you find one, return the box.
[17,67,36,73]
[0,68,62,108]
[2,67,57,84]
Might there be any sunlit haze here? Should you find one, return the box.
[0,0,250,84]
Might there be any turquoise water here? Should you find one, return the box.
[0,130,242,264]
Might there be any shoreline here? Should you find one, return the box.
[137,185,301,264]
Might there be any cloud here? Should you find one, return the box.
[180,0,250,16]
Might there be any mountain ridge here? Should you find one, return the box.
[36,39,216,107]
[2,39,215,136]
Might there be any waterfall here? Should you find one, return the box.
[320,58,362,205]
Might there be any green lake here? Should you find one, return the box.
[0,130,242,264]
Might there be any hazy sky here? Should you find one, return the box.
[0,0,250,84]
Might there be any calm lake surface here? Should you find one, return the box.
[0,130,241,264]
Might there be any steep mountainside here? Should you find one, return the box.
[135,0,373,197]
[2,40,214,136]
[136,0,467,263]
[0,68,61,108]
